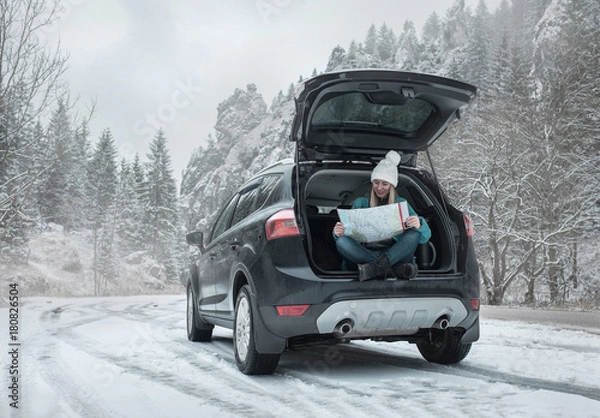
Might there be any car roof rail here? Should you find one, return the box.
[256,158,294,175]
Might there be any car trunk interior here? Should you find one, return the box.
[302,167,455,275]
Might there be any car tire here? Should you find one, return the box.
[416,328,471,364]
[234,285,280,375]
[186,282,213,342]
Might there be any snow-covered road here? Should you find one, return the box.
[2,295,599,418]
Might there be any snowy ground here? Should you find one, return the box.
[1,294,599,418]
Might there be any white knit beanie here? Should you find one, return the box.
[371,150,401,187]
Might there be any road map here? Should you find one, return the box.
[337,202,409,243]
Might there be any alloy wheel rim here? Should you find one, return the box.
[235,296,251,361]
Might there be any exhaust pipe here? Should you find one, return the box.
[432,316,450,329]
[333,319,354,337]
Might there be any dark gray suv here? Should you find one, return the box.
[186,69,480,375]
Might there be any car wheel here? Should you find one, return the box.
[186,283,213,342]
[417,328,471,364]
[234,285,280,375]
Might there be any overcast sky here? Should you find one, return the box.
[45,0,501,181]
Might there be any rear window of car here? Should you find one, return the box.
[229,174,283,228]
[255,175,281,208]
[231,184,260,226]
[210,194,239,242]
[311,92,434,134]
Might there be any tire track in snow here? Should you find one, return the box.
[53,328,356,417]
[32,299,359,417]
[93,297,448,417]
[40,306,285,416]
[24,308,128,417]
[320,343,600,402]
[90,296,385,416]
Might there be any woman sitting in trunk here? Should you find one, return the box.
[332,150,431,281]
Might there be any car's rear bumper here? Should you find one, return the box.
[315,296,468,337]
[254,294,479,352]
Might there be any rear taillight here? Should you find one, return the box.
[265,209,300,240]
[463,214,475,238]
[276,305,310,317]
[470,299,480,310]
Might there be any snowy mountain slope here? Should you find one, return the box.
[180,85,296,232]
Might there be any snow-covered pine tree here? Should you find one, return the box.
[87,128,118,295]
[464,0,492,92]
[132,153,148,206]
[395,21,421,71]
[377,23,397,63]
[115,158,145,255]
[419,12,443,73]
[363,24,378,57]
[286,82,295,100]
[60,120,91,231]
[145,129,180,281]
[442,0,472,80]
[37,100,73,226]
[345,40,360,69]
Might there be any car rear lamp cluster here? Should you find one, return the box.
[276,305,310,317]
[463,214,475,238]
[265,209,300,240]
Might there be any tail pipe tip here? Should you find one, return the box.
[334,319,354,337]
[433,316,450,330]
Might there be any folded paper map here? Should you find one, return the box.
[337,202,409,243]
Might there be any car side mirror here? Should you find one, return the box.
[186,231,205,253]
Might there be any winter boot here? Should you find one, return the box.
[358,254,391,281]
[391,262,418,279]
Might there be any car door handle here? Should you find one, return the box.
[230,241,240,250]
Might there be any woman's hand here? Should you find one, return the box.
[405,215,421,229]
[333,222,345,237]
